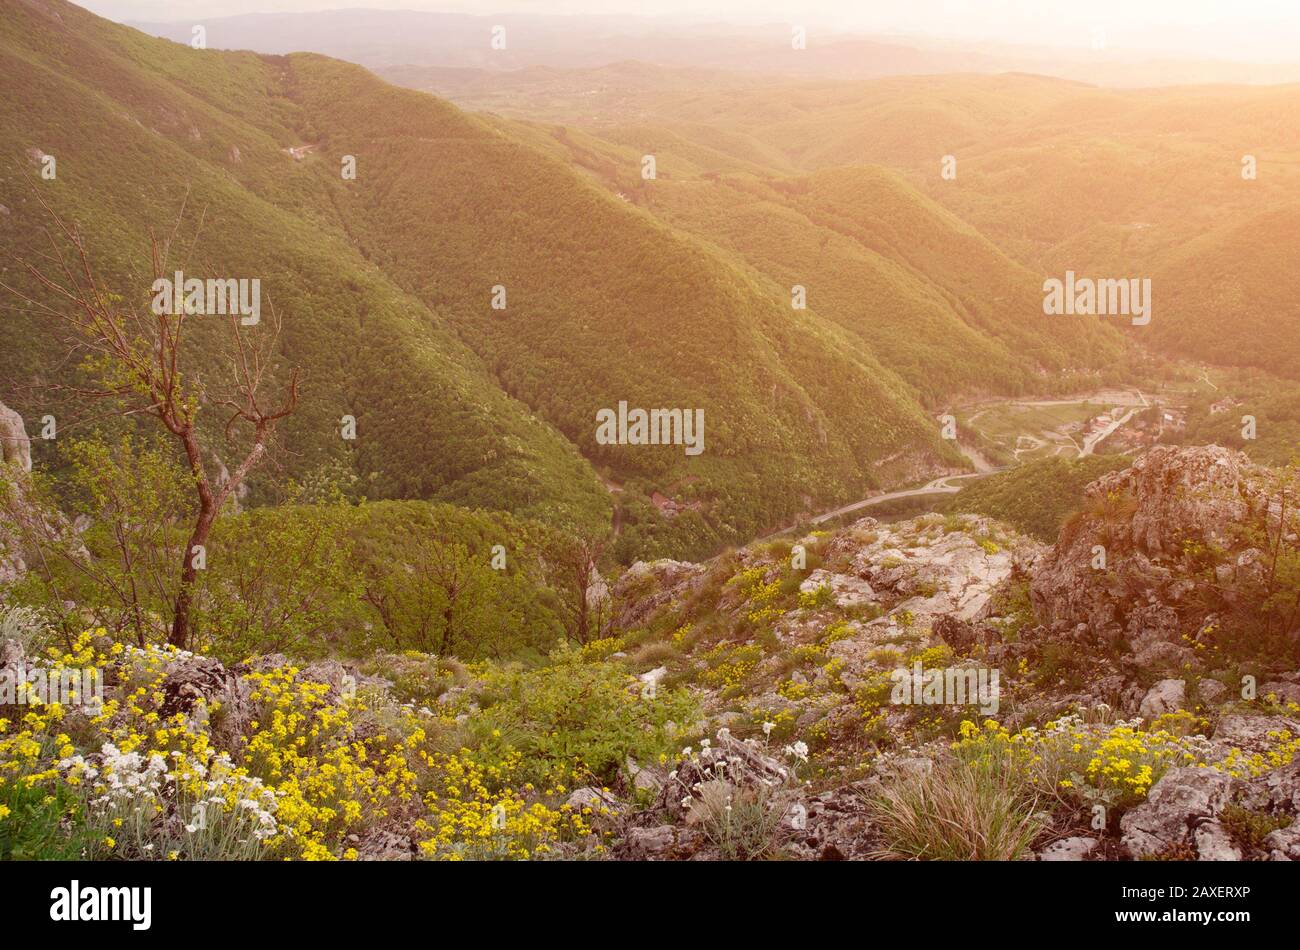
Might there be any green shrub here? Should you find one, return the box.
[472,644,697,787]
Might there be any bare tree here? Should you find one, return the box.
[1,192,298,647]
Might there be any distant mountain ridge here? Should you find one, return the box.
[128,8,1300,86]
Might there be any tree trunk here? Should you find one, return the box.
[170,499,216,648]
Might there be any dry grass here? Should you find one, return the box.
[867,758,1045,861]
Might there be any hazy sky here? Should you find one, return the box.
[78,0,1300,60]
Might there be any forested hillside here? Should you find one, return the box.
[0,0,610,532]
[1,0,1123,561]
[401,67,1300,383]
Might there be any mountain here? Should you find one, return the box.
[131,8,1300,87]
[0,0,613,532]
[424,66,1300,384]
[3,0,1113,561]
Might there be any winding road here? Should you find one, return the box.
[809,472,987,525]
[733,388,1157,546]
[795,388,1152,532]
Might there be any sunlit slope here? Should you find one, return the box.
[280,55,956,546]
[512,125,1124,400]
[496,67,1300,381]
[653,166,1123,398]
[1149,205,1300,379]
[0,0,611,528]
[0,0,966,557]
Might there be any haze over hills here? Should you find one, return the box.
[7,0,1298,567]
[407,65,1300,383]
[128,7,1300,87]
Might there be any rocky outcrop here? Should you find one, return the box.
[1119,767,1240,858]
[611,729,882,861]
[799,569,876,609]
[841,515,1034,623]
[0,401,31,472]
[156,651,256,751]
[1120,715,1300,860]
[1030,445,1294,657]
[608,559,705,631]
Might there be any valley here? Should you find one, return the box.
[0,0,1297,874]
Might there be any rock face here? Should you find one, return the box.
[1030,445,1288,654]
[0,402,31,472]
[1119,716,1300,860]
[1119,766,1240,858]
[0,402,34,583]
[608,559,705,631]
[841,516,1030,622]
[799,569,876,608]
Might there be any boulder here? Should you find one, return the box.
[799,569,876,609]
[1132,641,1194,672]
[1120,767,1239,858]
[1138,679,1186,719]
[156,653,254,751]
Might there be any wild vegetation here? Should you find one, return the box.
[950,455,1130,541]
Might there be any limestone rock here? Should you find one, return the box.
[1193,820,1243,861]
[1138,679,1186,719]
[1120,767,1239,858]
[609,559,705,630]
[1030,445,1289,660]
[156,652,254,751]
[0,402,31,472]
[799,569,875,608]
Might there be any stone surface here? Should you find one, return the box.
[0,401,31,472]
[799,569,876,608]
[609,559,705,630]
[1138,679,1186,719]
[1120,767,1239,858]
[1193,820,1243,861]
[1037,836,1098,861]
[1030,446,1281,654]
